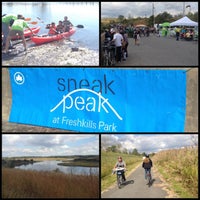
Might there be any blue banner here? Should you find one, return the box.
[9,68,186,132]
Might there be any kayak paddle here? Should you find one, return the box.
[28,21,38,25]
[75,25,84,28]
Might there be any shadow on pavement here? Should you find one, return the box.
[121,179,134,188]
[148,178,156,187]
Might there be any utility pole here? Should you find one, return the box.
[152,2,155,27]
[183,2,185,16]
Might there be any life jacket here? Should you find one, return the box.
[48,25,57,35]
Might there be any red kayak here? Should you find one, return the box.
[11,27,40,40]
[30,27,76,45]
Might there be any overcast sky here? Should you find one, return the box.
[2,134,99,157]
[101,134,198,154]
[101,2,198,18]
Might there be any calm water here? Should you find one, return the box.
[2,2,99,50]
[15,160,99,175]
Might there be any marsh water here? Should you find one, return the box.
[15,160,98,175]
[2,2,99,50]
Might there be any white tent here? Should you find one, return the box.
[170,16,198,27]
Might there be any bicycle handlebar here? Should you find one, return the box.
[113,167,126,172]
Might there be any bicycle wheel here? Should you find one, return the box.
[147,174,150,185]
[110,50,115,66]
[117,175,122,189]
[103,54,109,66]
[147,171,151,186]
[108,51,112,66]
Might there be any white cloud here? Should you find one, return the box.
[2,134,98,157]
[101,2,198,18]
[101,134,198,154]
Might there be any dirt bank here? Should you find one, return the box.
[2,39,99,66]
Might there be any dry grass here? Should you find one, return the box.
[153,147,198,198]
[2,168,99,198]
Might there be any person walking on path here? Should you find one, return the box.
[133,29,140,45]
[175,27,181,41]
[112,29,123,63]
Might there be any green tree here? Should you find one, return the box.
[118,15,125,22]
[122,148,128,154]
[155,11,173,23]
[132,148,139,155]
[148,15,154,26]
[111,145,117,152]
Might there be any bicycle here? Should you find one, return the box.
[146,168,152,187]
[113,167,126,189]
[102,40,116,66]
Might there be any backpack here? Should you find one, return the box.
[143,158,151,169]
[143,157,150,163]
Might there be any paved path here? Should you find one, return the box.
[101,166,168,198]
[115,35,198,66]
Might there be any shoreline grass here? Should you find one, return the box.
[58,161,99,167]
[2,168,99,198]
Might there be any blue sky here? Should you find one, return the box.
[101,2,198,18]
[101,134,198,154]
[2,134,99,157]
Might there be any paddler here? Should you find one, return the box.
[48,22,58,36]
[4,14,35,53]
[63,16,73,32]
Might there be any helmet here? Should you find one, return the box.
[145,154,149,158]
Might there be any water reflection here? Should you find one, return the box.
[15,160,99,175]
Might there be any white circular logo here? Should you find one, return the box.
[14,72,25,85]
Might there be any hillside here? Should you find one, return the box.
[153,147,198,198]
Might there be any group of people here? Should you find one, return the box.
[175,27,194,41]
[104,28,129,63]
[2,13,35,53]
[103,25,150,64]
[2,14,73,54]
[113,154,153,182]
[47,16,73,35]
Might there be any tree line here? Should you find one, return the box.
[101,11,198,32]
[102,143,155,157]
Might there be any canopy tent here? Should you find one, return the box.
[135,24,147,28]
[170,16,198,27]
[161,22,170,27]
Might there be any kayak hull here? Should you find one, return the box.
[11,27,40,40]
[31,28,76,45]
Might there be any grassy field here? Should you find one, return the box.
[153,147,198,198]
[2,168,99,198]
[101,151,142,191]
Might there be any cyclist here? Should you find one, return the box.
[113,156,126,181]
[142,154,153,180]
